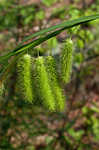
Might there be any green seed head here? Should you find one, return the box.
[61,38,73,84]
[0,82,4,96]
[17,54,34,103]
[34,56,56,111]
[45,56,65,111]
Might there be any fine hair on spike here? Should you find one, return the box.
[61,38,73,84]
[0,82,5,97]
[45,56,65,111]
[17,54,34,103]
[34,56,56,111]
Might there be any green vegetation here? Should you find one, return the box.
[16,54,33,103]
[0,0,99,149]
[61,38,73,83]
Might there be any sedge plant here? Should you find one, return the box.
[16,54,34,103]
[45,56,65,111]
[0,14,99,111]
[61,38,73,84]
[34,56,56,111]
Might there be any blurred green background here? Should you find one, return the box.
[0,0,99,150]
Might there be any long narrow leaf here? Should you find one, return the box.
[19,14,99,46]
[0,14,99,64]
[0,14,99,82]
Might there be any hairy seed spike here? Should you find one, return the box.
[34,56,56,111]
[31,57,40,105]
[0,82,5,97]
[45,56,65,111]
[17,54,34,103]
[61,38,73,84]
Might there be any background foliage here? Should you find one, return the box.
[0,0,99,150]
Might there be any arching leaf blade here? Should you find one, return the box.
[0,14,99,64]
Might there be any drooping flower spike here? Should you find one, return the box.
[34,56,56,111]
[0,82,4,97]
[45,56,65,111]
[61,38,74,84]
[17,54,34,103]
